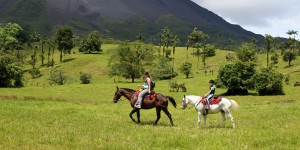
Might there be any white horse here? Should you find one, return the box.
[181,95,239,128]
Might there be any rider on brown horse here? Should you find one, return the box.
[135,72,154,109]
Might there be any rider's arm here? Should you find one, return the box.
[205,90,212,97]
[147,79,151,93]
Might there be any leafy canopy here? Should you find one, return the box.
[109,41,156,83]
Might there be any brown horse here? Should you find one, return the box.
[113,87,177,126]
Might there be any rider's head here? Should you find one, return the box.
[209,80,215,86]
[144,71,150,78]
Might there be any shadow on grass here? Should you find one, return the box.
[62,58,76,63]
[131,120,174,127]
[81,52,103,54]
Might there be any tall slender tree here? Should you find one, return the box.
[172,35,180,55]
[265,34,273,67]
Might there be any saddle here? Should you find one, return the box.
[136,91,157,100]
[201,96,222,105]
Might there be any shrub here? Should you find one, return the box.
[29,68,42,79]
[80,72,92,84]
[180,62,192,78]
[252,67,284,95]
[151,57,178,80]
[0,53,24,87]
[48,69,67,85]
[204,44,216,57]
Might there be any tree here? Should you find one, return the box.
[0,52,24,87]
[217,42,257,95]
[286,30,298,39]
[151,57,178,80]
[159,27,173,57]
[204,44,216,57]
[172,35,180,55]
[46,38,55,67]
[40,37,46,66]
[0,23,23,51]
[180,62,192,78]
[271,53,279,65]
[283,50,296,66]
[109,41,156,83]
[136,34,145,42]
[187,28,209,71]
[282,30,298,66]
[79,31,102,53]
[55,26,74,62]
[265,34,273,67]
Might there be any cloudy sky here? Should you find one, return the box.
[191,0,300,38]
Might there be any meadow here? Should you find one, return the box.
[0,44,299,149]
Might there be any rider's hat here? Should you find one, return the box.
[209,80,215,84]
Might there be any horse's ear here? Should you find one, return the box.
[184,95,186,98]
[116,86,119,90]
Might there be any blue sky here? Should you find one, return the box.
[192,0,300,38]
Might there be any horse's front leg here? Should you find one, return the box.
[129,108,138,123]
[137,109,141,123]
[197,111,202,128]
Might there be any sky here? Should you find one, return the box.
[191,0,300,38]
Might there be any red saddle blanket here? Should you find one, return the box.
[136,91,157,100]
[201,96,222,105]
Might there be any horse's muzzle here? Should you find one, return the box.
[113,99,118,103]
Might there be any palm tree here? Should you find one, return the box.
[286,30,298,39]
[172,35,180,55]
[265,34,273,67]
[136,34,145,42]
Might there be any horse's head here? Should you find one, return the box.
[181,95,188,109]
[113,87,122,103]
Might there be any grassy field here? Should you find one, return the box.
[0,44,299,149]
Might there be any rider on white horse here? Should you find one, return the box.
[204,80,215,109]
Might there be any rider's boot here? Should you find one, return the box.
[135,100,141,109]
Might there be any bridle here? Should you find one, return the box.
[114,89,122,101]
[182,97,188,109]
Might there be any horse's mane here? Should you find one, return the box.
[120,88,136,92]
[186,95,201,99]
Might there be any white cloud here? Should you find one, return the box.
[191,0,300,38]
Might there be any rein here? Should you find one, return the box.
[195,98,202,107]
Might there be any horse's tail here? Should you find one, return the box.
[230,100,239,111]
[167,96,177,108]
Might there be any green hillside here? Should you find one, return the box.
[1,44,299,101]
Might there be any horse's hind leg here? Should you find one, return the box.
[154,107,161,126]
[129,108,138,123]
[225,110,235,128]
[218,110,226,128]
[203,114,208,127]
[162,108,174,126]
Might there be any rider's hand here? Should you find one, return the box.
[148,90,151,94]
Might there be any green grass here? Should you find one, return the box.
[0,44,300,149]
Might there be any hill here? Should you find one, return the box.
[0,0,264,45]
